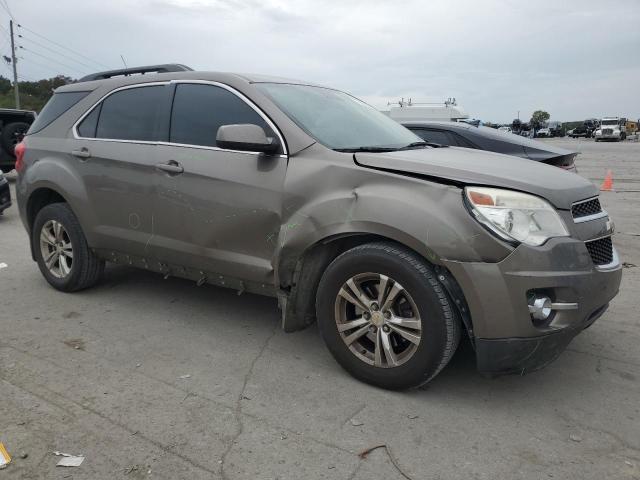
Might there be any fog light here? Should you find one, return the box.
[528,296,552,321]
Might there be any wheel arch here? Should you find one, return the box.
[278,230,473,340]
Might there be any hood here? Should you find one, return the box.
[355,147,596,209]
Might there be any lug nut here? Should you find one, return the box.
[371,303,379,311]
[383,311,391,319]
[363,312,371,320]
[370,326,377,333]
[382,325,390,333]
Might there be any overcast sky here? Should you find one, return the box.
[2,0,639,122]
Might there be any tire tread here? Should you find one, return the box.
[33,203,104,292]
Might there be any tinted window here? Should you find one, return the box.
[77,104,101,138]
[257,83,420,150]
[170,84,272,148]
[96,86,164,141]
[28,91,90,134]
[412,129,452,146]
[450,132,477,148]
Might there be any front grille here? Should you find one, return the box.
[571,197,602,219]
[603,128,613,135]
[585,236,613,266]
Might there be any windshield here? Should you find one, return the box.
[256,83,421,150]
[601,120,618,126]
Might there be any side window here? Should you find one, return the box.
[170,83,274,148]
[76,104,101,138]
[94,86,165,141]
[412,128,453,146]
[29,91,90,134]
[450,132,477,149]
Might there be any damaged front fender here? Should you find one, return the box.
[273,144,513,331]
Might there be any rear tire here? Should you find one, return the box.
[32,203,104,292]
[316,242,461,390]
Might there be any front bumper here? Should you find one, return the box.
[0,180,11,213]
[597,134,621,140]
[443,237,622,375]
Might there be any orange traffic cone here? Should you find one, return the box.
[600,170,613,191]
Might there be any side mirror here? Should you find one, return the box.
[216,124,279,154]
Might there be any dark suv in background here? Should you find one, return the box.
[15,65,621,390]
[0,108,36,172]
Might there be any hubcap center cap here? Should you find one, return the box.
[370,311,384,327]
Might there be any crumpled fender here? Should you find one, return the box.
[273,145,513,289]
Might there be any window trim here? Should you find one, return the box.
[72,80,288,157]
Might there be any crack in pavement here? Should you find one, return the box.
[0,375,215,478]
[342,403,367,426]
[346,458,363,480]
[1,341,355,458]
[565,347,640,368]
[555,410,640,454]
[219,321,280,480]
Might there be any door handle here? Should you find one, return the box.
[155,161,184,174]
[71,148,91,159]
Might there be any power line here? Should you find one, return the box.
[17,55,66,78]
[17,24,110,69]
[18,34,103,71]
[0,23,11,42]
[20,46,89,76]
[0,0,15,20]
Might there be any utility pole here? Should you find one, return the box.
[9,20,20,109]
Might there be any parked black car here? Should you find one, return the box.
[0,108,37,172]
[0,172,11,214]
[403,121,578,171]
[569,119,599,138]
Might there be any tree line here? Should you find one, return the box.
[0,75,74,111]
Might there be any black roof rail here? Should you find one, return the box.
[78,64,193,82]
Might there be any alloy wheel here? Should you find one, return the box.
[39,220,73,278]
[334,272,422,368]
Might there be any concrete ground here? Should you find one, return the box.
[0,138,638,479]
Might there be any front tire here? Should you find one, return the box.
[32,203,104,292]
[316,242,461,390]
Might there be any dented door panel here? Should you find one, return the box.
[151,145,287,284]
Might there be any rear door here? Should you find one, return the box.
[71,83,169,256]
[150,81,288,284]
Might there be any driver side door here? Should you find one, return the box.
[150,82,288,285]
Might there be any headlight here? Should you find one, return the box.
[465,187,569,246]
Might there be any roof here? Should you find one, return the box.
[58,64,324,93]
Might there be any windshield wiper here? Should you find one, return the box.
[399,141,447,149]
[334,146,400,153]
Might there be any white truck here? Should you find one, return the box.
[386,98,469,122]
[594,117,626,142]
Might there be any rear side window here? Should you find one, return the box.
[450,132,477,148]
[76,104,101,138]
[28,91,90,134]
[169,83,272,148]
[92,86,165,141]
[412,128,453,146]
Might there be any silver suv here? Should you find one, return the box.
[15,64,622,389]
